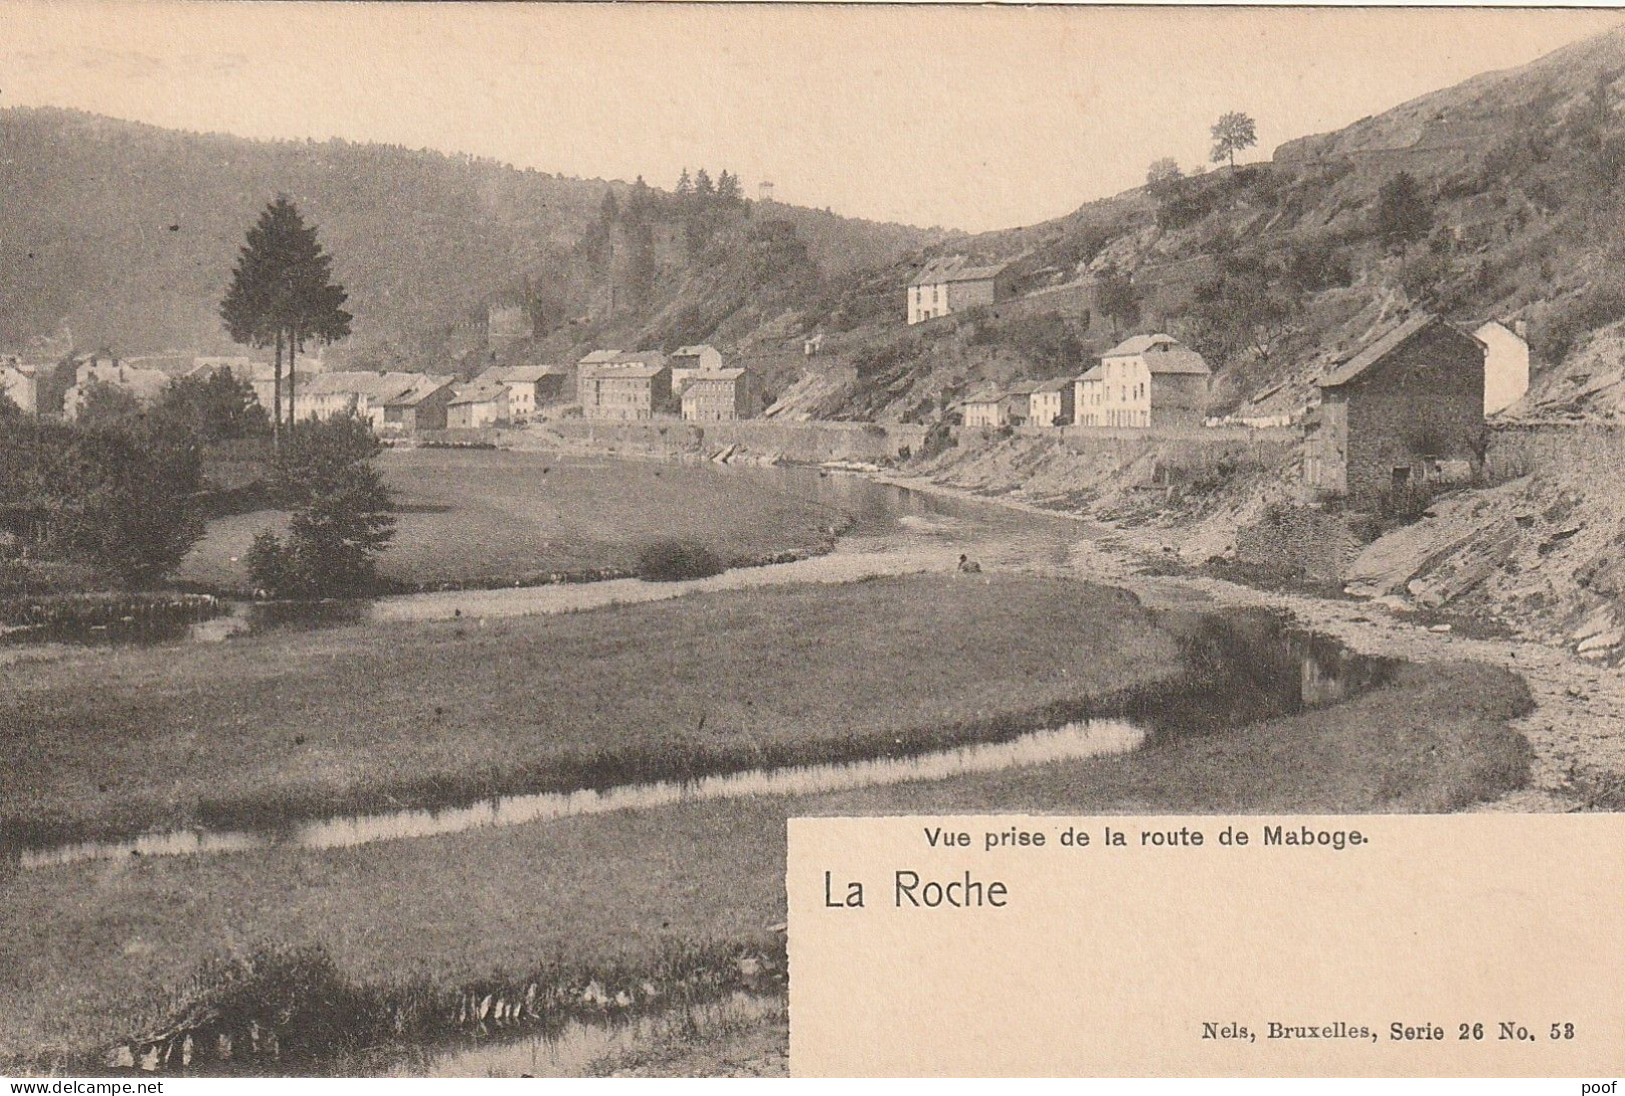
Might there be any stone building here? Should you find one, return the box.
[1303,313,1486,509]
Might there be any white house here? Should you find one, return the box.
[1095,333,1211,428]
[1474,320,1530,415]
[961,388,1005,429]
[1074,365,1104,427]
[1029,378,1075,427]
[1,358,41,414]
[447,382,511,429]
[476,365,567,422]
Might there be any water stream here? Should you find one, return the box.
[13,720,1147,870]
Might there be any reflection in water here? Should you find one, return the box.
[1128,608,1398,742]
[13,720,1146,870]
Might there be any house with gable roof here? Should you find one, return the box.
[1303,313,1486,508]
[906,256,1015,325]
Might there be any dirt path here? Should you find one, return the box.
[872,470,1625,813]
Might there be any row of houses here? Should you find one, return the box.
[0,348,579,435]
[292,365,569,432]
[577,345,755,422]
[961,333,1215,430]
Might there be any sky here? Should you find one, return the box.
[4,3,1624,233]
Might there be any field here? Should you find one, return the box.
[0,650,1531,1069]
[0,575,1179,844]
[178,448,847,591]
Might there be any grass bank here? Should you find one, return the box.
[0,659,1529,1071]
[178,449,847,592]
[0,574,1178,844]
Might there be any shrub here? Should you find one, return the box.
[636,539,725,582]
[249,416,397,598]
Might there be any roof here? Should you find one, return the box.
[1102,333,1180,358]
[1473,319,1527,344]
[908,255,1011,288]
[590,363,668,380]
[1034,378,1073,394]
[580,349,664,367]
[1002,382,1039,397]
[682,368,746,383]
[671,344,718,358]
[1144,346,1211,376]
[384,374,457,407]
[448,382,509,407]
[1318,314,1482,389]
[1077,365,1104,383]
[305,371,440,403]
[963,387,1003,405]
[479,364,566,384]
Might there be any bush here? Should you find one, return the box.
[248,416,397,598]
[636,539,725,582]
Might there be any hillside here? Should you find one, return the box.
[0,107,948,365]
[777,23,1625,427]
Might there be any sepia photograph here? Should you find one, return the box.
[1,1,1623,1080]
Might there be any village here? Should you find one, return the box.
[5,5,1625,1083]
[1,267,1535,528]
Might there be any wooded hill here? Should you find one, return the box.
[0,107,949,369]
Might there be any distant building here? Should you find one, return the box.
[803,333,825,357]
[906,256,1014,325]
[188,356,261,381]
[62,355,170,419]
[477,365,568,422]
[577,350,671,420]
[1029,378,1075,427]
[961,388,1005,429]
[299,371,452,431]
[447,382,511,429]
[670,344,724,374]
[382,375,459,434]
[1095,333,1211,428]
[681,368,752,422]
[0,357,41,414]
[1474,319,1530,415]
[1303,313,1486,509]
[1000,383,1036,427]
[1073,365,1104,427]
[669,344,727,397]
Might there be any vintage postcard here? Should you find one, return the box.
[1,1,1623,1082]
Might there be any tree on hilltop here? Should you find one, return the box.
[1210,111,1258,170]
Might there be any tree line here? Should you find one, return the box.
[0,197,393,598]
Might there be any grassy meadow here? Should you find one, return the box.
[1,575,1179,844]
[179,448,846,591]
[0,654,1531,1069]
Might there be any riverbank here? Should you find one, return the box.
[0,653,1529,1073]
[0,575,1177,847]
[847,465,1624,812]
[179,449,847,593]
